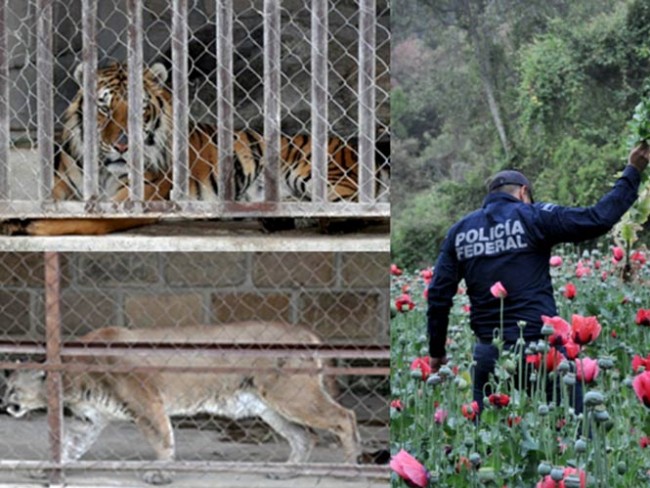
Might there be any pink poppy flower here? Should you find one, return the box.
[549,256,563,267]
[631,250,647,265]
[395,294,415,313]
[632,354,650,373]
[390,264,403,276]
[490,281,507,299]
[542,315,571,346]
[434,407,448,424]
[389,449,429,488]
[613,247,625,262]
[633,371,650,409]
[390,399,403,411]
[575,357,599,383]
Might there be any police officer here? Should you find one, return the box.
[426,143,650,414]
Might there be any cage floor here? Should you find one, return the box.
[0,415,387,487]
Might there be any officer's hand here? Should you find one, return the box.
[430,356,448,373]
[629,142,650,173]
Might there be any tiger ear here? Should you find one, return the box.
[73,63,84,86]
[149,62,168,85]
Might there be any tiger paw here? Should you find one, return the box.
[142,470,174,485]
[0,220,29,236]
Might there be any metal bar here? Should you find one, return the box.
[0,200,390,218]
[36,0,54,202]
[216,0,234,201]
[171,0,189,200]
[0,0,8,200]
[310,0,328,203]
[357,0,376,203]
[82,0,99,200]
[127,0,144,202]
[0,460,390,479]
[0,361,389,376]
[43,252,63,486]
[263,0,281,202]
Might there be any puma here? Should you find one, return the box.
[2,323,361,485]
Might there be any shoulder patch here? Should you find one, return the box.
[536,203,556,212]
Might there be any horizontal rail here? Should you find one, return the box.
[0,341,389,358]
[0,360,389,376]
[0,201,390,218]
[0,460,390,479]
[0,234,390,252]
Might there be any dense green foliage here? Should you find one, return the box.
[393,0,650,268]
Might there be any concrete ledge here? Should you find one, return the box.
[0,222,390,252]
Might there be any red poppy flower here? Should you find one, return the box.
[546,347,565,372]
[571,314,601,345]
[390,264,403,276]
[490,281,507,299]
[549,256,563,267]
[631,250,647,265]
[594,260,602,270]
[420,268,433,283]
[542,315,571,346]
[526,354,541,369]
[633,371,650,409]
[462,304,471,313]
[640,436,650,449]
[395,294,415,313]
[632,354,650,373]
[410,357,432,381]
[389,449,430,488]
[488,393,510,408]
[636,309,650,326]
[537,467,586,488]
[507,414,522,427]
[575,357,599,383]
[461,401,479,421]
[390,399,403,411]
[564,340,581,360]
[563,283,577,300]
[613,246,625,262]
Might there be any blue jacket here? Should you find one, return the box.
[427,165,642,357]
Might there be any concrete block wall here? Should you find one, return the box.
[0,252,390,344]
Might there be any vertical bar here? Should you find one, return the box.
[358,0,376,203]
[217,0,234,201]
[263,0,281,202]
[44,252,63,485]
[0,0,8,200]
[127,0,144,202]
[82,0,99,200]
[310,0,328,203]
[37,0,54,202]
[171,0,189,200]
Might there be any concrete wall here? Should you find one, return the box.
[0,252,390,343]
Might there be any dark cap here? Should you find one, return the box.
[488,170,534,202]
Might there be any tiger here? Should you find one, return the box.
[10,62,389,236]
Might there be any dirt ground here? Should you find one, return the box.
[0,414,388,487]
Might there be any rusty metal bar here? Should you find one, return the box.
[171,0,189,200]
[127,0,145,203]
[0,0,8,200]
[36,0,54,202]
[217,0,234,201]
[0,360,389,376]
[263,0,281,202]
[0,199,390,217]
[43,252,63,486]
[82,0,99,201]
[358,0,376,203]
[311,0,328,203]
[0,340,389,357]
[0,460,390,479]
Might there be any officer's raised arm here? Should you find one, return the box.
[532,143,649,246]
[427,230,461,371]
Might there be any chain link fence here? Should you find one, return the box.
[0,251,389,485]
[0,0,390,221]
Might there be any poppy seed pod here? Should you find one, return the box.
[584,391,605,407]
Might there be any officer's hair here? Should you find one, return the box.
[490,184,522,196]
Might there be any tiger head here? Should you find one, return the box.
[2,369,47,418]
[63,62,173,180]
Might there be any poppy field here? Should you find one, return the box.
[390,246,650,487]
